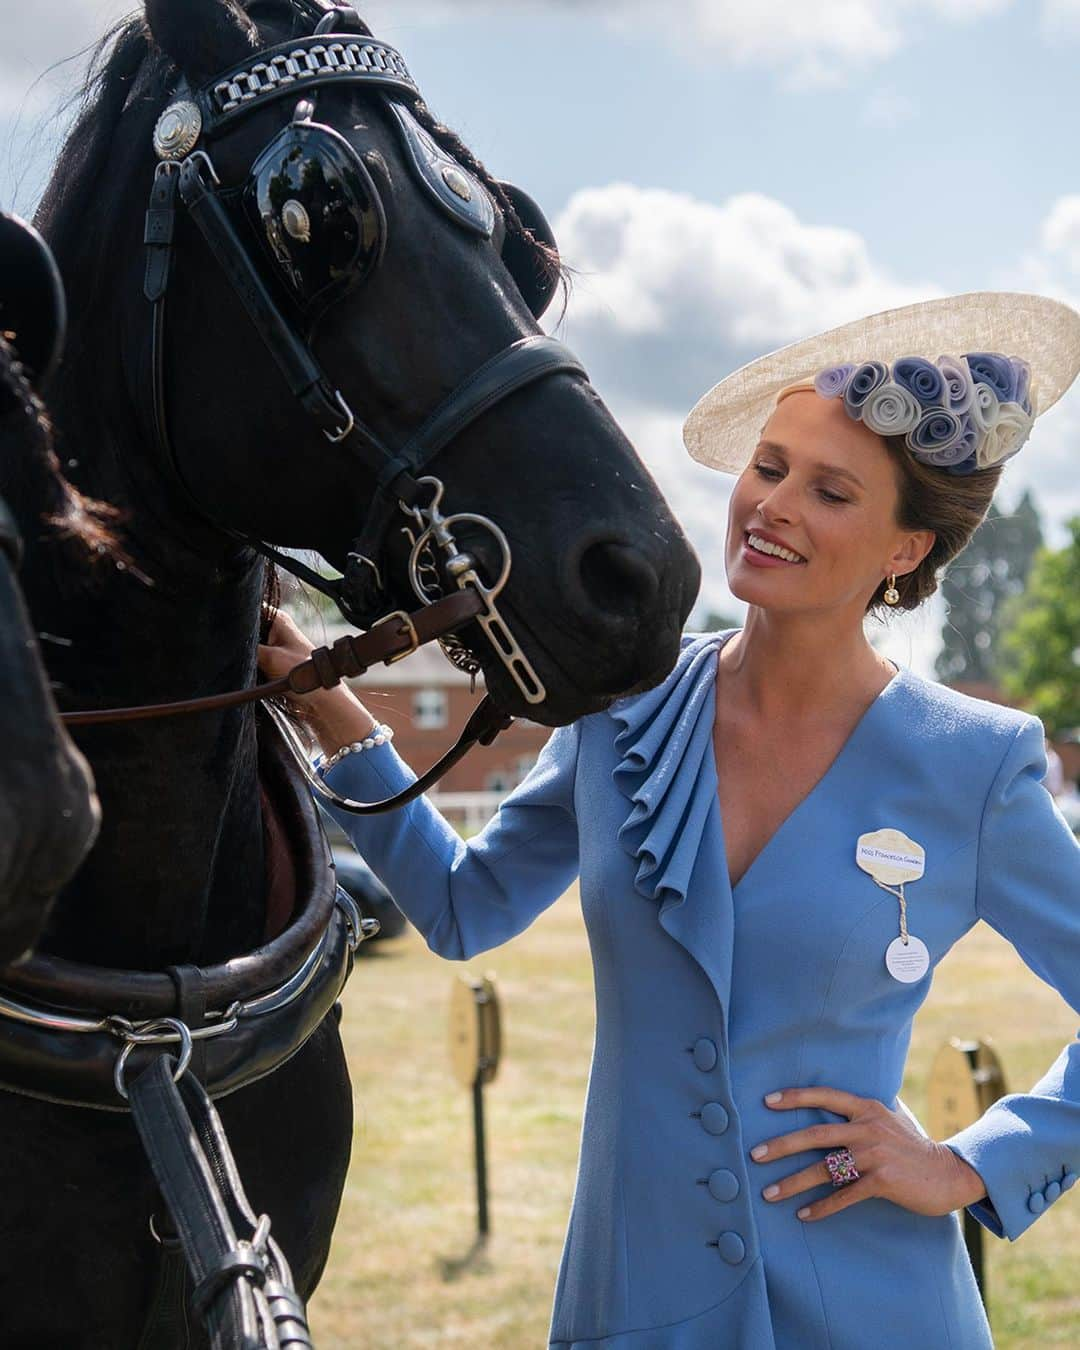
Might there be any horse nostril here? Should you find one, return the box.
[575,540,661,618]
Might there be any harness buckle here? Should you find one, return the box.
[372,609,420,664]
[323,389,356,443]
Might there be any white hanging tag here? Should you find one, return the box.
[885,935,930,983]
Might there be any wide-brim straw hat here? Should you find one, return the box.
[683,291,1080,474]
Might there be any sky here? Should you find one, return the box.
[3,0,1079,676]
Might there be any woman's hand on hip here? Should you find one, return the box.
[749,1086,988,1222]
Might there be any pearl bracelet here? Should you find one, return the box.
[321,723,395,773]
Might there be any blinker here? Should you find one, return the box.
[243,118,386,322]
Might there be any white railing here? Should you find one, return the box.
[427,790,507,835]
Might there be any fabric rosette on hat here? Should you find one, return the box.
[808,352,1034,474]
[683,292,1080,479]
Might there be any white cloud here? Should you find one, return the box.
[549,182,938,415]
[1039,195,1080,276]
[1009,197,1080,530]
[543,181,950,672]
[1041,0,1080,34]
[366,0,1013,87]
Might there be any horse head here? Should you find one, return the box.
[43,0,699,726]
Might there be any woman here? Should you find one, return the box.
[260,291,1080,1348]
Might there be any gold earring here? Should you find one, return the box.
[884,574,900,606]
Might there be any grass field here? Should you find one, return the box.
[310,887,1079,1349]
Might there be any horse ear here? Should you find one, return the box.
[145,0,260,85]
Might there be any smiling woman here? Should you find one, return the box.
[726,384,999,615]
[258,288,1080,1350]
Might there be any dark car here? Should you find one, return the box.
[320,813,408,944]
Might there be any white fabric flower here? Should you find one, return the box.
[967,382,1002,436]
[860,381,922,438]
[976,401,1034,468]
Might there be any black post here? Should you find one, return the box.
[960,1043,986,1309]
[963,1210,984,1301]
[473,1075,489,1238]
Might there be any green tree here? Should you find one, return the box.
[935,491,1044,685]
[1000,517,1080,733]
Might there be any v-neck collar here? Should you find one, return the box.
[709,633,908,898]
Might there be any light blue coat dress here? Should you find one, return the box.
[321,631,1080,1348]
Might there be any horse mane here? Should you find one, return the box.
[35,18,158,325]
[0,334,119,557]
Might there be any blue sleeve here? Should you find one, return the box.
[944,716,1080,1240]
[318,719,581,960]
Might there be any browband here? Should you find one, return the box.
[197,36,418,136]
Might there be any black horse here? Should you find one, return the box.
[0,1,699,1344]
[0,213,103,963]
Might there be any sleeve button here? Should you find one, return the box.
[1045,1181,1062,1203]
[1028,1192,1046,1215]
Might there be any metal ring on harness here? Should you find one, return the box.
[114,1017,194,1101]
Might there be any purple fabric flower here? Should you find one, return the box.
[893,356,947,408]
[946,452,981,476]
[842,361,889,418]
[803,348,1036,479]
[814,364,856,399]
[935,355,975,415]
[925,416,979,467]
[905,408,968,464]
[965,352,1016,403]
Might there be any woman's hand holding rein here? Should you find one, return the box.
[258,611,380,756]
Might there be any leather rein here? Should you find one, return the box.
[60,587,514,815]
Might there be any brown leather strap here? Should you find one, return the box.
[61,589,484,727]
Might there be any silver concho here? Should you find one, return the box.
[153,101,203,162]
[282,200,312,245]
[441,166,473,202]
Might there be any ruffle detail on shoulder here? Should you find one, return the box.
[609,633,724,911]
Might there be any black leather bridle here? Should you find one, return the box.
[143,0,589,710]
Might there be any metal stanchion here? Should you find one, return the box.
[448,973,502,1244]
[927,1038,1007,1309]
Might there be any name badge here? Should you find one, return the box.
[856,829,925,886]
[856,829,929,983]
